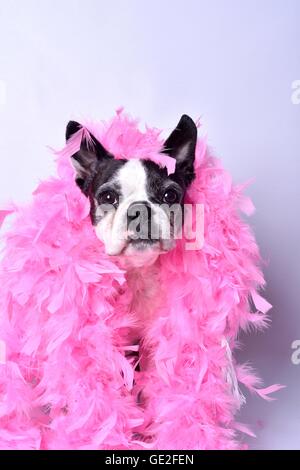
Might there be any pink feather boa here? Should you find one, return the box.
[0,111,281,450]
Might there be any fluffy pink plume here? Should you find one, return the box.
[0,111,281,449]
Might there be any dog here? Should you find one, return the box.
[0,113,274,449]
[66,114,198,368]
[66,114,197,267]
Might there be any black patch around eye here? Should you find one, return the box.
[141,159,184,205]
[141,160,169,200]
[87,158,127,225]
[91,159,127,193]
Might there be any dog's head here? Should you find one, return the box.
[67,115,197,265]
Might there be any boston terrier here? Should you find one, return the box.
[66,114,197,270]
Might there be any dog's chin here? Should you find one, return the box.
[102,239,161,269]
[100,232,176,269]
[119,240,161,269]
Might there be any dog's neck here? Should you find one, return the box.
[126,259,162,324]
[118,256,165,370]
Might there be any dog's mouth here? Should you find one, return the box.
[116,238,162,268]
[123,228,175,255]
[127,238,159,250]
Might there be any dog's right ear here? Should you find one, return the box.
[66,121,112,195]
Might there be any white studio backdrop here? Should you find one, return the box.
[0,0,299,449]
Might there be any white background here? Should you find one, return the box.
[0,0,299,449]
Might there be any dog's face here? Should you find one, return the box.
[67,115,197,265]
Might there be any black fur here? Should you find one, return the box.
[161,114,197,187]
[66,120,115,196]
[141,159,183,205]
[66,115,197,230]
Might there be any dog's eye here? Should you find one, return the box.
[98,190,119,205]
[163,188,180,204]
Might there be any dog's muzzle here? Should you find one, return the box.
[126,201,159,245]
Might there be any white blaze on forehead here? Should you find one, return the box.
[116,159,148,201]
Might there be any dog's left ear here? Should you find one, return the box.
[162,114,197,186]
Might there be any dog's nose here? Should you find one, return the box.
[127,201,151,222]
[127,201,154,240]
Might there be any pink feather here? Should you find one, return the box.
[0,110,282,449]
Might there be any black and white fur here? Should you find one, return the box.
[66,115,197,266]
